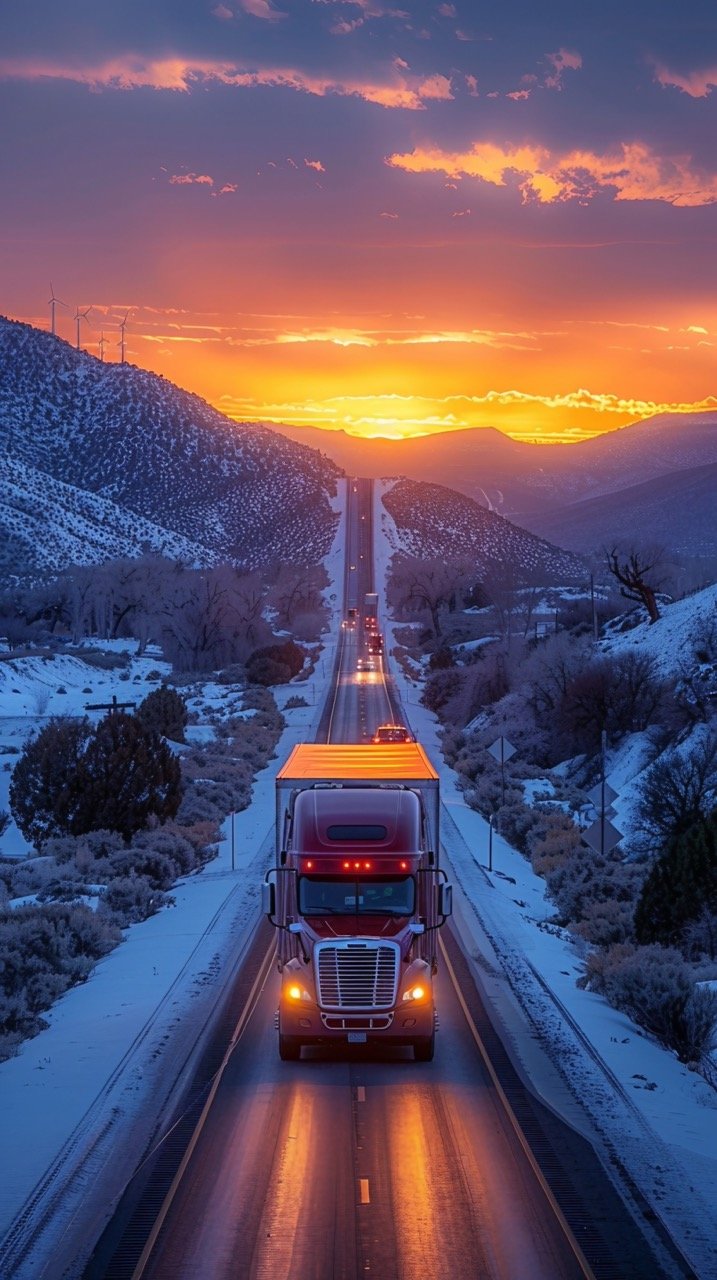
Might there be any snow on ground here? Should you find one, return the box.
[601,581,717,678]
[0,484,348,1276]
[376,482,717,1279]
[0,644,173,860]
[1,479,716,1276]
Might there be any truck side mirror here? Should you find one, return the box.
[438,883,453,918]
[262,880,276,919]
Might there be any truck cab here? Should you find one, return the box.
[264,744,451,1061]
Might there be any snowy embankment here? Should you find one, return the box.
[0,485,347,1276]
[376,479,717,1280]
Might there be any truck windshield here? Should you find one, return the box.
[298,875,415,917]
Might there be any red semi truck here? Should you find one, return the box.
[263,743,452,1061]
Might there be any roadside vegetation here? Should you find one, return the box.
[0,555,329,1060]
[389,549,717,1074]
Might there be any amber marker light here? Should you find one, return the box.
[288,985,302,1000]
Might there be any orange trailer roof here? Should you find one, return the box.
[276,742,439,783]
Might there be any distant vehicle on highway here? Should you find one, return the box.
[372,724,412,744]
[357,655,375,672]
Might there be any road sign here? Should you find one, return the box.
[586,782,619,809]
[582,818,623,855]
[487,736,516,764]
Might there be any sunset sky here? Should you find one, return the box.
[2,0,717,442]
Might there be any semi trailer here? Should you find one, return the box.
[363,592,379,631]
[263,742,452,1061]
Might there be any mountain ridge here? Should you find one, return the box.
[0,316,341,583]
[269,414,717,518]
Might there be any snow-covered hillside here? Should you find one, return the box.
[0,317,341,582]
[382,477,585,581]
[0,456,214,579]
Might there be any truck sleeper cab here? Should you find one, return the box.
[264,743,451,1062]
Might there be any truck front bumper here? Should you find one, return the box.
[278,1002,435,1045]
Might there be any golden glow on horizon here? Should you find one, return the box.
[18,304,717,444]
[214,388,717,442]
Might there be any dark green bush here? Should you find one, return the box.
[137,686,189,743]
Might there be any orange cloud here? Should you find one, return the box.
[236,0,285,19]
[215,386,717,440]
[169,172,214,185]
[0,54,452,109]
[652,63,717,97]
[417,73,453,101]
[386,139,717,205]
[544,47,582,89]
[304,157,326,171]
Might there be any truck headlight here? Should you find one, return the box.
[285,983,312,1003]
[402,984,427,1003]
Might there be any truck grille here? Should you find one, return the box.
[315,941,399,1010]
[321,1014,393,1030]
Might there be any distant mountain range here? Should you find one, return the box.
[7,315,698,592]
[0,317,340,584]
[272,414,717,521]
[520,461,717,560]
[382,480,585,582]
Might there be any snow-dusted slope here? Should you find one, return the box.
[0,316,341,581]
[0,456,214,578]
[382,477,585,581]
[601,580,717,682]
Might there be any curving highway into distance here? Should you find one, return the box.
[86,479,693,1280]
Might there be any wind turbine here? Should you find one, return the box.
[118,311,130,364]
[74,305,92,351]
[98,331,107,362]
[48,283,67,336]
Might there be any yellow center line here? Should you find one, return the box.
[359,1178,371,1204]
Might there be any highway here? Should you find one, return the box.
[87,478,690,1280]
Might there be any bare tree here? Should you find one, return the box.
[390,555,473,638]
[606,545,665,624]
[634,731,717,853]
[269,564,326,629]
[480,559,544,643]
